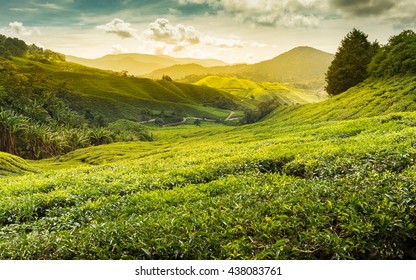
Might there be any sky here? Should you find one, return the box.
[0,0,415,64]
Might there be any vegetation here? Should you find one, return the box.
[325,29,379,95]
[0,107,415,259]
[1,30,416,260]
[368,30,416,77]
[194,75,327,105]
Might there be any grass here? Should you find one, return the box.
[1,105,415,259]
[194,75,327,105]
[268,76,416,124]
[10,58,242,121]
[1,65,416,259]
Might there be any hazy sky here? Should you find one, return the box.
[1,0,415,63]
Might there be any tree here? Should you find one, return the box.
[368,30,416,77]
[0,109,27,154]
[325,29,379,95]
[162,75,173,82]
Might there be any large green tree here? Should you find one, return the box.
[325,29,378,95]
[368,30,416,77]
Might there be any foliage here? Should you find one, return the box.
[194,75,327,105]
[242,99,281,124]
[0,35,27,58]
[0,152,37,176]
[1,30,416,261]
[108,119,153,142]
[325,29,379,95]
[26,44,66,63]
[1,109,416,259]
[368,30,416,77]
[161,75,173,82]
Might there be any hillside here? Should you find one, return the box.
[1,57,241,122]
[194,75,328,105]
[66,53,228,76]
[268,76,416,124]
[0,152,37,176]
[144,47,334,86]
[1,31,416,261]
[1,74,416,258]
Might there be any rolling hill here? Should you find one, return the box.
[2,57,241,122]
[144,47,334,86]
[66,53,228,76]
[0,152,37,176]
[2,31,416,260]
[194,75,328,105]
[267,75,416,124]
[2,70,416,259]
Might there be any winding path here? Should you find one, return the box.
[138,111,241,127]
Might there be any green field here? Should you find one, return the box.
[6,57,242,122]
[194,75,327,105]
[1,75,415,259]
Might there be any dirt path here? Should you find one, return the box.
[225,111,235,121]
[139,111,241,127]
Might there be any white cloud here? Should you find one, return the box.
[203,35,243,48]
[10,8,39,12]
[97,18,137,39]
[144,18,264,53]
[145,18,200,45]
[8,21,35,36]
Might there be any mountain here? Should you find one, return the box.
[144,47,334,85]
[249,46,334,83]
[66,53,228,76]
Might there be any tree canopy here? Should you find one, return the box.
[368,30,416,77]
[325,29,378,95]
[0,33,65,62]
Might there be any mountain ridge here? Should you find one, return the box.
[66,53,228,76]
[143,46,334,86]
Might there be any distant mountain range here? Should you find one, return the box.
[66,53,228,76]
[67,47,334,88]
[144,47,334,85]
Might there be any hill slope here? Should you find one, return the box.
[66,53,228,76]
[267,76,416,124]
[195,75,328,105]
[1,74,416,259]
[144,47,334,86]
[0,152,37,176]
[3,57,241,122]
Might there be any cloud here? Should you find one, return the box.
[10,7,39,12]
[203,36,243,48]
[34,2,64,10]
[330,0,396,16]
[97,18,137,39]
[145,18,200,45]
[178,0,324,28]
[144,18,261,54]
[8,21,34,36]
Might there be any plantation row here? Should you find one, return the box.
[1,111,415,259]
